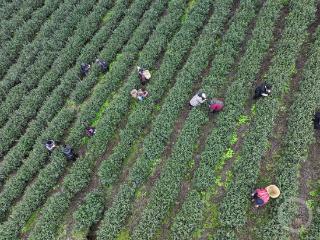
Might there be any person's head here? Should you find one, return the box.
[198,92,207,101]
[87,64,91,69]
[47,140,54,145]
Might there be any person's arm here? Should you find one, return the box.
[251,190,257,196]
[261,93,269,97]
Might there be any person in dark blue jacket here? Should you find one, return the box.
[80,63,91,77]
[96,59,109,73]
[62,145,77,161]
[314,112,320,129]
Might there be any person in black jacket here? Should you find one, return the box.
[62,145,77,161]
[96,59,109,73]
[80,63,91,77]
[253,82,272,99]
[314,112,320,129]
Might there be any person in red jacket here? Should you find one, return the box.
[251,185,280,208]
[209,98,224,113]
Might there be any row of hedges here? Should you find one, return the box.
[131,109,208,239]
[72,0,189,232]
[258,27,320,239]
[0,1,160,223]
[96,0,248,238]
[0,108,76,224]
[0,0,96,126]
[0,0,64,79]
[131,0,262,238]
[0,0,44,46]
[0,0,122,219]
[0,0,118,180]
[303,180,320,240]
[7,1,171,239]
[0,1,25,22]
[27,1,212,239]
[0,0,115,99]
[0,0,115,156]
[0,0,159,222]
[97,0,214,187]
[218,0,316,233]
[170,0,286,237]
[0,109,75,239]
[66,0,192,147]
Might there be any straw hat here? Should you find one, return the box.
[266,185,280,198]
[130,89,138,98]
[143,70,151,79]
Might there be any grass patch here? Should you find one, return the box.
[72,229,87,240]
[101,9,115,24]
[117,228,130,240]
[181,0,197,22]
[21,209,41,234]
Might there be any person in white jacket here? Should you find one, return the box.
[189,92,207,107]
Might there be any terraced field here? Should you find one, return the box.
[0,0,319,239]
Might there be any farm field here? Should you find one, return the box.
[0,0,320,239]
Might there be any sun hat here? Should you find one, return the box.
[266,185,280,198]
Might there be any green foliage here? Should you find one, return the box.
[238,114,250,125]
[97,0,219,238]
[96,0,206,190]
[0,0,64,79]
[0,0,95,126]
[229,133,238,145]
[258,17,320,240]
[21,209,41,234]
[99,0,265,238]
[0,108,74,222]
[0,0,114,156]
[0,0,43,46]
[117,229,130,240]
[73,190,105,231]
[172,0,286,236]
[218,0,316,235]
[1,0,319,239]
[26,0,184,239]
